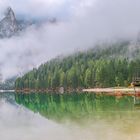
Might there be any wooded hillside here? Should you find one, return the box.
[15,41,140,90]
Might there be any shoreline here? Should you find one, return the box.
[15,87,140,95]
[82,87,139,93]
[82,87,140,96]
[0,90,15,93]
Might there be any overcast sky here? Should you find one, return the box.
[0,0,140,80]
[0,0,95,19]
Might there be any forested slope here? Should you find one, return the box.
[15,41,140,91]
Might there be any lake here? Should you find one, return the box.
[1,92,140,140]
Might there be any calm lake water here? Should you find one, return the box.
[1,92,140,140]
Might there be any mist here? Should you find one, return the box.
[0,97,139,140]
[1,0,140,79]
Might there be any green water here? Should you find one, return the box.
[1,92,140,140]
[15,92,140,123]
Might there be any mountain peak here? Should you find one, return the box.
[4,7,16,22]
[0,7,19,38]
[0,7,35,38]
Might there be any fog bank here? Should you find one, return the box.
[0,98,139,140]
[0,0,140,79]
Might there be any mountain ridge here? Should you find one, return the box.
[0,7,32,38]
[15,40,140,91]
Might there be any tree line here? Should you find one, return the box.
[15,42,140,90]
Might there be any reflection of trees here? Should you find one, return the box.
[15,93,134,121]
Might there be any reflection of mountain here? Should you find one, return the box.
[0,7,31,38]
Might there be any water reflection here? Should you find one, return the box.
[15,92,140,122]
[1,92,140,140]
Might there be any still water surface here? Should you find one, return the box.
[1,92,140,140]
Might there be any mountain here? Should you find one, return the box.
[0,7,57,38]
[15,40,140,91]
[0,7,19,38]
[0,7,33,38]
[0,77,16,90]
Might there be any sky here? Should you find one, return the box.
[0,0,140,79]
[0,0,95,19]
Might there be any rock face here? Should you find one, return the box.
[0,7,56,38]
[0,7,19,38]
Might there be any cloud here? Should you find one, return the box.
[0,0,140,79]
[0,0,95,20]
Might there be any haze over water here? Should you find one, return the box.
[0,93,140,140]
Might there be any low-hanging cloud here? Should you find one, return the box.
[0,0,95,20]
[0,0,140,79]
